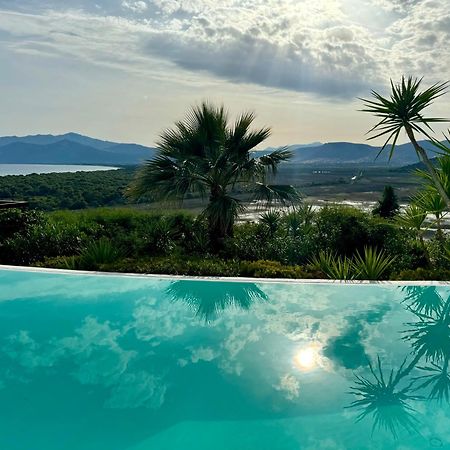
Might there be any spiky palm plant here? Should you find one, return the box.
[413,189,447,239]
[395,204,428,247]
[259,210,282,236]
[353,247,397,281]
[310,250,354,280]
[361,76,450,207]
[127,102,300,249]
[79,238,121,269]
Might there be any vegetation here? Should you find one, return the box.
[127,102,300,249]
[361,76,450,206]
[0,168,135,210]
[372,185,399,218]
[1,87,449,281]
[0,202,447,280]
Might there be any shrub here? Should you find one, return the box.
[79,238,122,270]
[310,246,396,280]
[101,256,241,277]
[310,251,354,280]
[392,267,450,281]
[314,206,370,256]
[353,247,396,280]
[0,208,45,240]
[0,220,87,265]
[239,260,314,278]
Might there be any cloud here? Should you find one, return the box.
[122,1,148,13]
[0,0,449,99]
[369,0,420,13]
[387,0,450,80]
[0,2,380,99]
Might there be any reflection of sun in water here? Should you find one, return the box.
[294,345,320,371]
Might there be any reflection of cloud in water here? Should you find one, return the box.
[178,346,219,367]
[132,296,188,343]
[106,371,166,410]
[273,373,300,400]
[2,316,167,410]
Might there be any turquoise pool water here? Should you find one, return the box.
[0,269,449,450]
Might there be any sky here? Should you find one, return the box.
[0,0,449,148]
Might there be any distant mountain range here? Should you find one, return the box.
[0,133,156,165]
[281,141,439,166]
[0,132,440,167]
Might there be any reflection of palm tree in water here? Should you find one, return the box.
[348,287,450,438]
[166,280,268,321]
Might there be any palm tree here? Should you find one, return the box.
[361,76,450,207]
[395,204,427,249]
[166,280,268,321]
[413,189,446,241]
[127,102,300,249]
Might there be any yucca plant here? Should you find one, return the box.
[310,250,354,280]
[353,247,396,280]
[361,76,450,207]
[395,204,428,247]
[79,238,121,270]
[259,210,282,236]
[413,189,447,240]
[284,204,314,238]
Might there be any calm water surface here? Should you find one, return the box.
[0,164,118,176]
[0,269,449,449]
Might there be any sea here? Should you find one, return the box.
[0,164,119,176]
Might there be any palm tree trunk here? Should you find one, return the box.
[405,125,450,208]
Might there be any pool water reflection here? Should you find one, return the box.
[0,270,448,449]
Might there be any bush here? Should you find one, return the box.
[392,267,450,281]
[239,260,317,278]
[101,256,241,277]
[79,238,122,270]
[0,220,88,265]
[314,206,370,256]
[310,251,354,280]
[40,255,320,279]
[0,208,45,239]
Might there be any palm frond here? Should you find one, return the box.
[253,183,302,206]
[258,148,293,176]
[360,76,449,158]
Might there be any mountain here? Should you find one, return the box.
[394,157,439,172]
[282,140,438,166]
[0,133,156,165]
[0,132,440,167]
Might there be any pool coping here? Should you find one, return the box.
[0,264,449,286]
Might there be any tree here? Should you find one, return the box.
[373,185,399,218]
[127,102,300,249]
[361,76,450,207]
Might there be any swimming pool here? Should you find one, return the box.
[0,268,449,449]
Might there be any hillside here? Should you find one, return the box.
[284,141,437,166]
[0,132,439,167]
[0,133,156,165]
